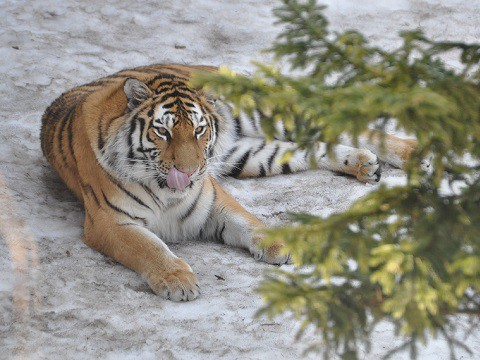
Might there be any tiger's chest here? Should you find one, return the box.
[128,180,215,243]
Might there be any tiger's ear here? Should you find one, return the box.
[124,78,153,111]
[197,89,219,107]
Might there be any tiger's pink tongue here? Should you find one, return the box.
[166,167,191,190]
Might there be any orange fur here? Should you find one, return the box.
[360,130,417,165]
[41,64,286,301]
[41,64,416,300]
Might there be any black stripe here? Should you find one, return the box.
[138,117,146,151]
[102,193,147,225]
[257,108,268,122]
[161,101,176,109]
[146,130,156,144]
[259,164,266,177]
[98,113,105,151]
[217,223,226,243]
[157,178,166,188]
[206,145,214,159]
[158,92,176,104]
[281,123,287,139]
[137,147,157,154]
[267,145,280,172]
[233,116,243,135]
[66,108,77,164]
[146,73,178,85]
[57,107,75,167]
[62,107,76,159]
[222,146,238,161]
[155,87,179,96]
[105,74,129,79]
[79,81,108,88]
[80,181,100,206]
[158,90,195,103]
[211,114,220,138]
[147,105,155,117]
[251,111,260,132]
[141,184,164,210]
[282,163,292,174]
[107,151,119,169]
[228,150,251,178]
[180,186,204,222]
[175,104,190,119]
[197,102,209,116]
[252,140,266,156]
[128,117,137,161]
[153,81,174,93]
[304,150,311,163]
[75,81,103,91]
[102,169,152,211]
[212,182,217,204]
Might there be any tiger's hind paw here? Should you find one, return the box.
[351,150,381,184]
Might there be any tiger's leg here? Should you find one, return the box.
[83,206,200,301]
[203,178,291,265]
[222,137,381,183]
[338,129,417,169]
[227,111,423,180]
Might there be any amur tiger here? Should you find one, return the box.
[41,64,417,301]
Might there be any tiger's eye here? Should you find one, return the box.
[155,127,169,137]
[195,126,205,135]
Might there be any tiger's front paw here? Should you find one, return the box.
[251,240,292,265]
[146,258,200,302]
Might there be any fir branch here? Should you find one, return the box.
[192,1,480,358]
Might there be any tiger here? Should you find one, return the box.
[41,64,417,301]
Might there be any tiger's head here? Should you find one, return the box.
[102,76,233,191]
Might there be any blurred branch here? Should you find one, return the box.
[0,173,40,358]
[193,1,480,358]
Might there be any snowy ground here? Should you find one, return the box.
[1,0,479,359]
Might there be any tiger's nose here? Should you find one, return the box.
[175,165,198,176]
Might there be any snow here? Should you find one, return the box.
[1,0,479,359]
